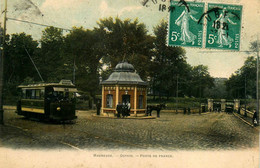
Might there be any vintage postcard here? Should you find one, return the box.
[0,0,259,168]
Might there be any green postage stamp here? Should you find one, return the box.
[205,3,243,50]
[168,1,204,48]
[168,1,243,51]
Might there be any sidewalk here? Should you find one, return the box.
[233,112,259,131]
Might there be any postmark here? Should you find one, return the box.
[204,3,243,50]
[168,1,204,48]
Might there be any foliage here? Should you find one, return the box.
[204,78,228,99]
[64,27,103,97]
[38,26,65,82]
[226,56,256,99]
[150,20,189,99]
[4,33,39,97]
[188,65,215,98]
[3,17,217,104]
[95,17,153,79]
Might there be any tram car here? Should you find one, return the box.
[225,102,234,114]
[16,80,77,121]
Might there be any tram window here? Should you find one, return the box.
[22,90,26,99]
[26,90,32,99]
[24,89,43,99]
[35,90,41,99]
[41,90,44,99]
[53,91,58,97]
[106,94,113,108]
[31,90,36,99]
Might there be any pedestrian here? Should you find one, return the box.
[116,103,122,118]
[122,104,127,118]
[96,99,101,115]
[157,109,160,117]
[188,107,191,115]
[253,110,258,126]
[184,108,186,114]
[146,106,152,116]
[127,102,131,116]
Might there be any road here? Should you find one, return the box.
[0,109,259,150]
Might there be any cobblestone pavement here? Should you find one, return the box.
[0,109,259,150]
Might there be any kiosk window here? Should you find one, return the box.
[138,95,143,109]
[106,94,113,108]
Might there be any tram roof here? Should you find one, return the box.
[18,80,76,88]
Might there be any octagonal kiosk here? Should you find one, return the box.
[100,62,148,117]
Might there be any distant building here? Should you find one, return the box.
[214,77,228,84]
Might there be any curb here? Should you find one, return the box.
[233,112,255,128]
[92,115,156,119]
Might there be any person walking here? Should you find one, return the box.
[116,103,122,118]
[96,99,101,115]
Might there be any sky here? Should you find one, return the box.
[1,0,260,78]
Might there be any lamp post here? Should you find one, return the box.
[0,0,7,125]
[198,68,202,114]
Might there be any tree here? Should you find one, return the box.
[189,65,215,98]
[150,20,188,99]
[64,27,104,98]
[39,26,65,82]
[95,17,153,79]
[4,33,39,99]
[204,78,228,99]
[226,56,256,99]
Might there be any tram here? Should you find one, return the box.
[225,102,234,113]
[16,80,77,121]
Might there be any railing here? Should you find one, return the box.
[240,108,255,118]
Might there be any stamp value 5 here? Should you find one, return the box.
[168,1,205,48]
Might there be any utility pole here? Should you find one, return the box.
[0,0,7,125]
[244,75,247,117]
[176,75,178,113]
[0,25,3,125]
[256,34,259,125]
[73,58,76,84]
[199,69,202,114]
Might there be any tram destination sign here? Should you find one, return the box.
[168,1,204,48]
